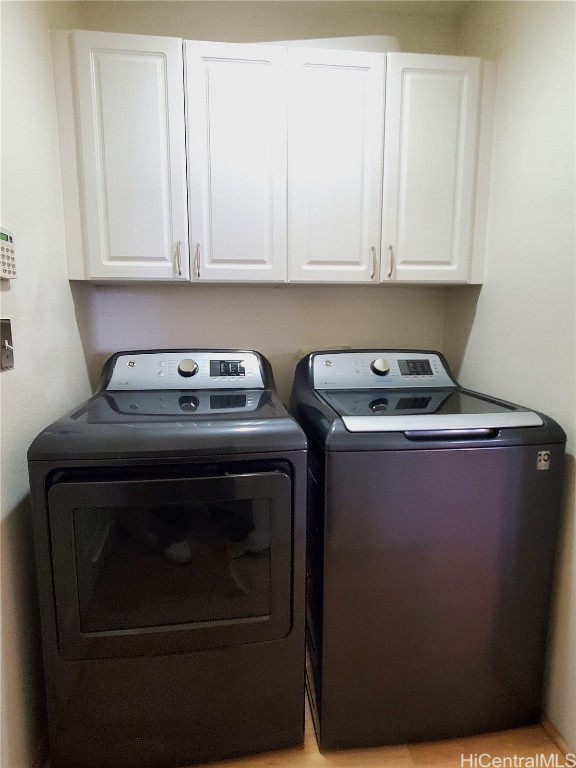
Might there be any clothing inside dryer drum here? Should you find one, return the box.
[72,499,272,633]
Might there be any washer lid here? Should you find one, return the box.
[318,389,543,432]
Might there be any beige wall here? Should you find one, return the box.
[76,0,464,53]
[447,0,576,750]
[0,3,92,767]
[86,283,446,403]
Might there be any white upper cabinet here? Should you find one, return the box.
[61,31,189,280]
[381,54,482,283]
[288,49,385,282]
[185,42,287,282]
[55,32,490,285]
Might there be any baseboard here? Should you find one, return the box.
[31,734,49,768]
[542,717,573,756]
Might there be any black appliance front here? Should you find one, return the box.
[309,445,564,750]
[31,457,305,768]
[291,349,566,751]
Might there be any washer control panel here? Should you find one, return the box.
[312,351,455,389]
[106,351,265,390]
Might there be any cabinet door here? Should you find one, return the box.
[288,49,385,283]
[185,43,287,282]
[72,31,189,280]
[381,54,481,283]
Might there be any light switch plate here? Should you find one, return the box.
[1,319,14,370]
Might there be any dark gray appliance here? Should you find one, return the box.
[28,350,307,768]
[290,349,565,750]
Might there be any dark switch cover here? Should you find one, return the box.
[1,318,14,370]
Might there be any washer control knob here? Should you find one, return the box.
[370,358,391,376]
[178,359,199,378]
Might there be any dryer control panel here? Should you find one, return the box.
[312,351,456,390]
[104,350,265,390]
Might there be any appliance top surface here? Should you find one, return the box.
[296,350,549,436]
[78,389,284,423]
[76,389,285,424]
[28,350,307,460]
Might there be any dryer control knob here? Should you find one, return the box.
[178,359,199,377]
[370,358,390,376]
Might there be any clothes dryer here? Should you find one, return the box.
[29,349,306,768]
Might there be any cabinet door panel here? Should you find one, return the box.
[382,54,480,283]
[186,43,287,282]
[73,32,189,279]
[288,49,385,283]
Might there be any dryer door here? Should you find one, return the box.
[48,469,292,659]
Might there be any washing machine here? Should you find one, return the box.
[290,349,566,750]
[28,349,306,768]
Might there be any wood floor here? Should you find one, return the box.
[41,704,566,768]
[190,704,566,768]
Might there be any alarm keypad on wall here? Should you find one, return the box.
[1,228,16,279]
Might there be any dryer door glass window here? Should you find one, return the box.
[74,497,272,633]
[48,470,292,659]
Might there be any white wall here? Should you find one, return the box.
[448,0,576,750]
[0,3,92,766]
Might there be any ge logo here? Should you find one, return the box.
[127,361,136,368]
[537,450,551,470]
